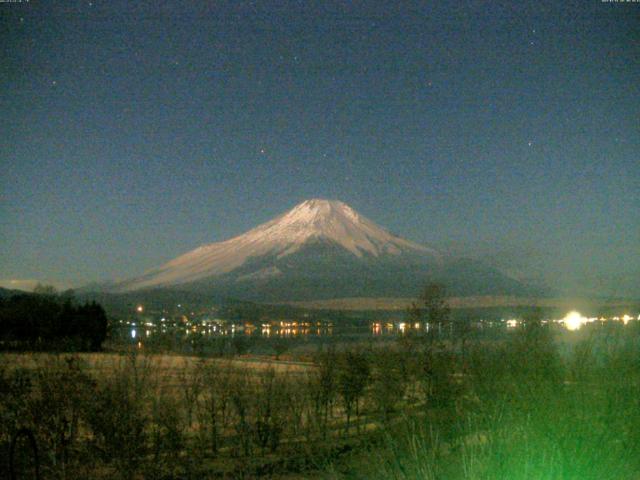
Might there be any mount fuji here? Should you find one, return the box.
[108,199,536,301]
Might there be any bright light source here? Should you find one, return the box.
[622,314,632,325]
[131,329,137,339]
[506,319,518,328]
[563,311,588,331]
[136,305,143,313]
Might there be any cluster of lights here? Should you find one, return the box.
[124,306,638,340]
[562,311,637,331]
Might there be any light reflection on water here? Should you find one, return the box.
[115,313,640,343]
[119,321,465,341]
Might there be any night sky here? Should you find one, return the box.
[1,1,638,296]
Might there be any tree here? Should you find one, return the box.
[336,350,370,435]
[272,338,289,360]
[408,282,451,342]
[179,360,205,428]
[200,363,234,454]
[0,295,108,351]
[83,357,150,480]
[232,335,249,356]
[370,349,408,422]
[309,347,337,439]
[253,367,288,453]
[78,302,108,351]
[33,283,58,296]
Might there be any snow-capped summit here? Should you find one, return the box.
[242,198,434,258]
[117,199,439,292]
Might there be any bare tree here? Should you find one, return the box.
[369,349,408,422]
[252,367,288,453]
[336,350,370,436]
[308,348,337,440]
[408,282,451,342]
[200,362,234,454]
[228,368,253,456]
[179,359,205,428]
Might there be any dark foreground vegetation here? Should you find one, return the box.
[2,314,640,479]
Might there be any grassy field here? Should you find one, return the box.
[2,320,640,479]
[2,351,313,374]
[1,348,377,479]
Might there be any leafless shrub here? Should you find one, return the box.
[336,349,370,435]
[307,348,337,440]
[178,359,205,429]
[82,353,155,480]
[252,367,289,453]
[228,367,253,457]
[198,361,235,454]
[369,348,409,422]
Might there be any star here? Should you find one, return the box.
[260,148,266,154]
[527,141,533,147]
[51,80,57,86]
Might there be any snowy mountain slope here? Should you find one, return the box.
[106,198,540,301]
[116,199,440,292]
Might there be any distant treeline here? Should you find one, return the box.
[0,292,107,351]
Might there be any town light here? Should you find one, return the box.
[563,311,588,331]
